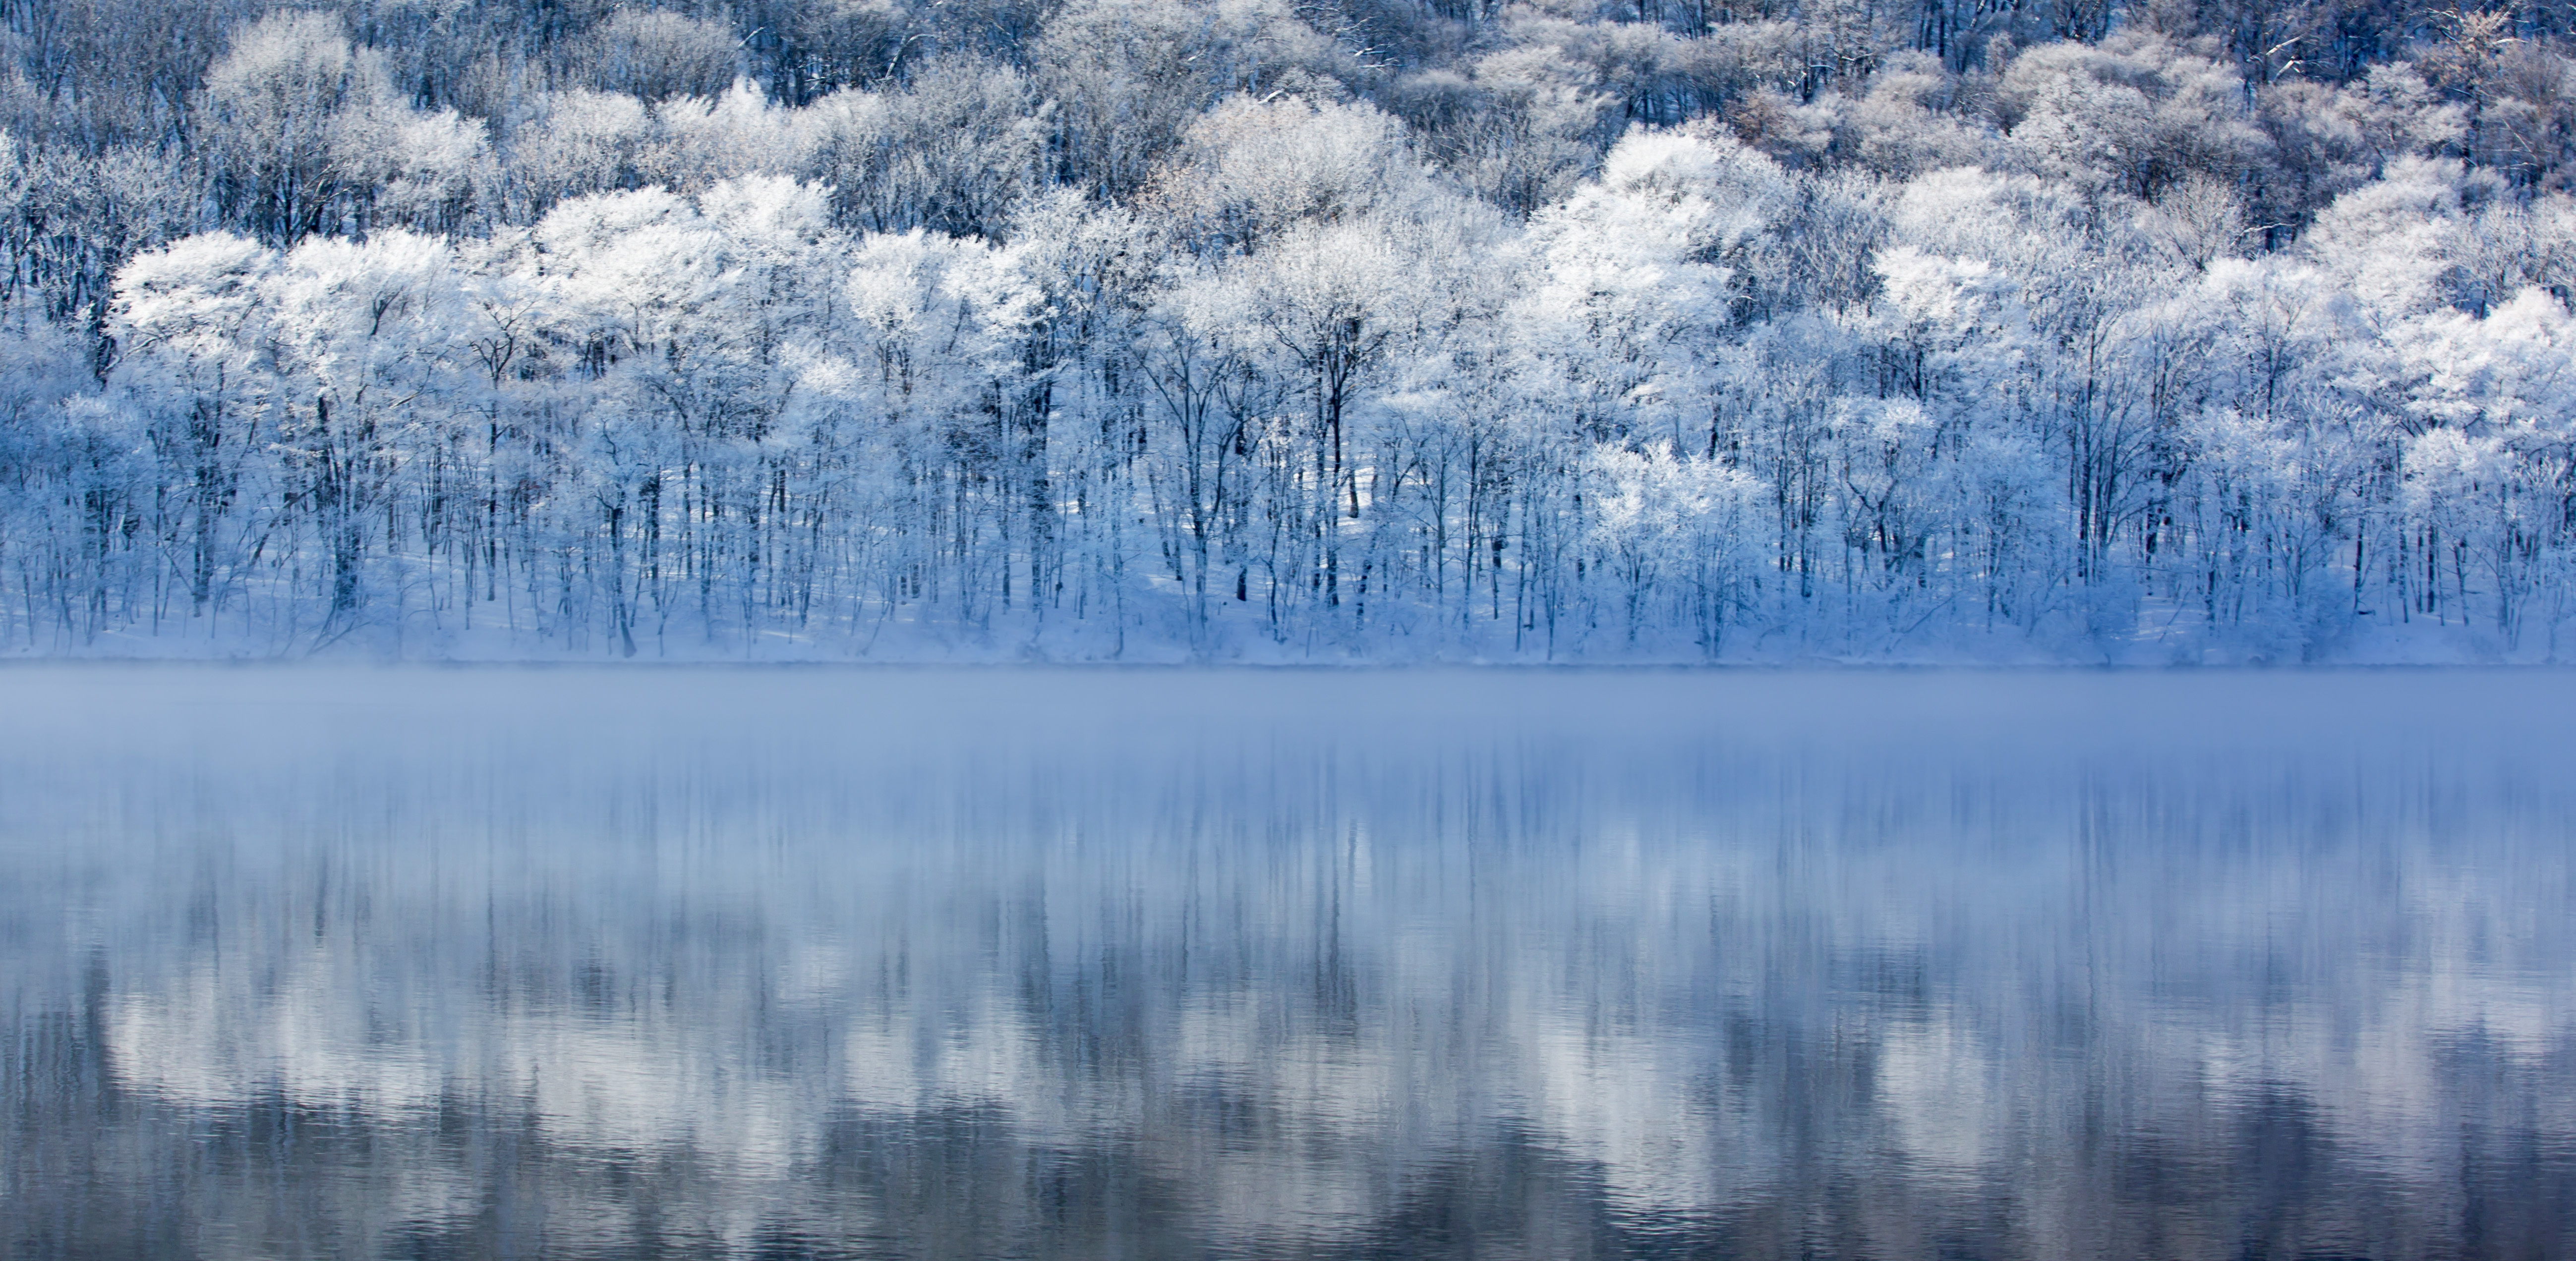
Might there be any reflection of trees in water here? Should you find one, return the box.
[1,674,2572,1259]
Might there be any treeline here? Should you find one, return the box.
[1,0,2574,659]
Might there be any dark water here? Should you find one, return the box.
[2,667,2572,1261]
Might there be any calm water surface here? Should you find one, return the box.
[1,667,2572,1260]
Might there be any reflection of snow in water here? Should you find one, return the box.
[6,668,2574,1258]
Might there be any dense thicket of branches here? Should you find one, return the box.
[3,0,2575,658]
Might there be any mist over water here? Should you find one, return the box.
[2,668,2572,1260]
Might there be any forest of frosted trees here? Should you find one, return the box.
[3,0,2576,659]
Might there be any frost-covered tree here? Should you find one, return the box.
[0,0,2573,659]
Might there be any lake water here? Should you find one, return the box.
[1,667,2571,1260]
